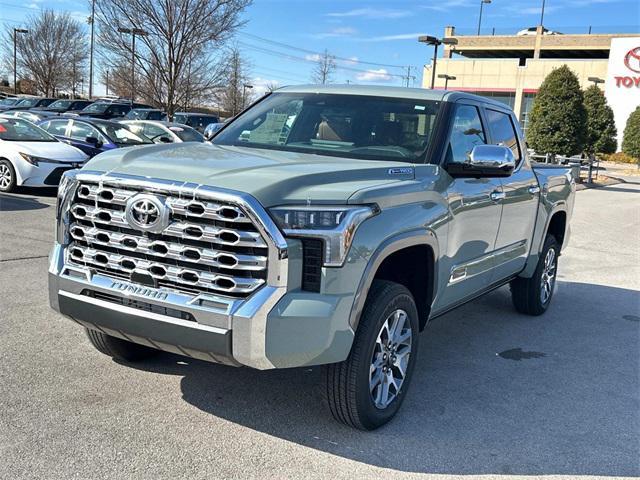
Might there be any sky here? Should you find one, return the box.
[1,0,639,96]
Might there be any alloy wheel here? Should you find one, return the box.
[369,309,412,409]
[0,164,12,190]
[540,248,557,304]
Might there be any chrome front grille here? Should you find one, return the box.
[66,181,270,298]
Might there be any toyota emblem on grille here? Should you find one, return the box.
[125,194,169,233]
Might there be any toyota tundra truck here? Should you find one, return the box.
[49,85,575,430]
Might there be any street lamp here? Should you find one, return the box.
[477,0,491,35]
[13,28,28,95]
[117,26,148,105]
[438,74,457,90]
[588,76,605,87]
[88,0,95,99]
[242,84,253,110]
[418,36,458,89]
[540,0,546,26]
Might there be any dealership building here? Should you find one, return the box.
[422,26,640,147]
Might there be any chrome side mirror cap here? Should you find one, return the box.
[447,145,516,178]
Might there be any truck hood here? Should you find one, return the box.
[83,143,416,207]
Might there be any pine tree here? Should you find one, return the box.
[527,65,587,156]
[621,106,640,161]
[583,85,617,155]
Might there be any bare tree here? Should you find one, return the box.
[265,81,280,93]
[311,49,336,85]
[216,48,252,115]
[95,0,251,116]
[3,10,88,96]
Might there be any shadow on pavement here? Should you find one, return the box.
[118,281,640,476]
[0,193,51,211]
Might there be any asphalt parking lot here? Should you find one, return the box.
[1,181,639,480]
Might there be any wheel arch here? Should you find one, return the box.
[0,156,23,187]
[348,229,439,332]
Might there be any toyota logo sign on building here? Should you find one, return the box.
[624,46,640,74]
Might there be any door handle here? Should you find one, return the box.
[490,191,506,202]
[528,185,541,194]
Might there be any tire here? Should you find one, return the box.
[85,328,158,362]
[0,159,17,193]
[323,280,419,430]
[510,234,559,316]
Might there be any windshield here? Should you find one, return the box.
[16,98,39,108]
[0,117,56,142]
[0,98,19,107]
[213,93,441,163]
[171,126,204,142]
[82,103,109,113]
[96,123,152,146]
[47,100,72,109]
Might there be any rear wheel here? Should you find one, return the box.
[510,234,559,315]
[85,328,158,362]
[0,159,17,193]
[323,280,419,430]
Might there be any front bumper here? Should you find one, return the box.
[49,241,356,369]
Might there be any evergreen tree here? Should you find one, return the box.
[583,85,617,154]
[622,106,640,160]
[527,65,587,156]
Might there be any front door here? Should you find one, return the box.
[433,103,504,312]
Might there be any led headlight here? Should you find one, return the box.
[19,152,46,166]
[270,205,378,267]
[55,170,79,243]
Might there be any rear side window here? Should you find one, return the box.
[41,119,69,136]
[485,109,521,163]
[446,105,486,164]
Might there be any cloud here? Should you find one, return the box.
[356,69,392,82]
[312,27,357,39]
[342,56,359,66]
[250,77,281,97]
[422,0,474,12]
[517,5,561,14]
[305,54,321,62]
[360,33,428,42]
[326,8,411,19]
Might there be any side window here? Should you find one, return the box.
[143,123,167,140]
[446,105,486,164]
[41,120,69,136]
[485,109,522,163]
[69,122,100,141]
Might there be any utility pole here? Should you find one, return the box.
[105,70,109,96]
[13,28,28,95]
[88,0,95,99]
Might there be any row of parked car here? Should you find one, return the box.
[0,97,230,193]
[0,96,221,133]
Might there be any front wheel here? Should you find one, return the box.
[510,234,559,315]
[323,280,419,430]
[0,159,17,193]
[85,328,158,362]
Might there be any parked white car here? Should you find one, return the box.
[0,116,88,192]
[517,26,562,36]
[120,120,205,143]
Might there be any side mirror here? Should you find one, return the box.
[85,136,103,148]
[447,145,516,178]
[158,136,173,143]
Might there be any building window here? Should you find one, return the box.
[466,91,516,110]
[520,93,537,138]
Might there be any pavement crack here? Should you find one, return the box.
[0,255,48,263]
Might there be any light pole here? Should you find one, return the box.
[88,0,95,99]
[242,84,253,110]
[588,76,605,87]
[418,35,458,89]
[105,70,109,96]
[117,26,148,105]
[477,0,491,35]
[540,0,546,26]
[438,74,456,90]
[13,28,28,95]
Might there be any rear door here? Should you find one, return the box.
[484,107,539,281]
[434,102,504,311]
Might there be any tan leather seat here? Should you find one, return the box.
[317,119,352,142]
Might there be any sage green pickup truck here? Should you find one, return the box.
[49,85,575,429]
